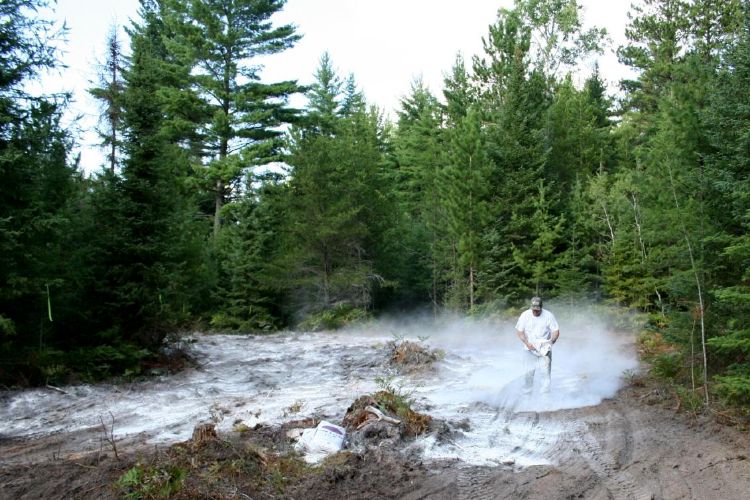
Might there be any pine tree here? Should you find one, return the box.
[211,171,286,331]
[306,52,341,136]
[164,0,302,237]
[443,54,475,128]
[545,71,613,299]
[339,74,366,118]
[471,1,604,305]
[472,7,549,303]
[511,180,566,296]
[618,0,691,116]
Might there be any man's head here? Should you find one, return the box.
[531,296,543,316]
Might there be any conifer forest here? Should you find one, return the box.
[2,0,749,413]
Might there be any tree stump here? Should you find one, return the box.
[191,422,218,445]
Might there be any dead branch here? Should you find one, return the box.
[46,384,68,395]
[100,411,119,460]
[364,405,401,425]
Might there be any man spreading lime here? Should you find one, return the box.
[515,296,560,395]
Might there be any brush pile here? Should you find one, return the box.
[389,340,444,372]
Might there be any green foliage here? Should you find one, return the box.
[298,304,369,332]
[510,180,567,296]
[282,59,391,316]
[88,25,126,173]
[66,3,212,351]
[209,309,277,333]
[708,330,750,356]
[0,0,83,378]
[442,104,492,310]
[5,0,750,416]
[473,6,554,303]
[210,175,286,332]
[651,352,683,380]
[67,344,151,380]
[387,79,446,310]
[162,0,302,236]
[0,315,15,337]
[372,376,432,435]
[117,463,186,499]
[674,385,705,414]
[515,0,606,77]
[374,375,416,418]
[713,372,750,411]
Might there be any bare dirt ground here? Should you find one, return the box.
[1,373,748,499]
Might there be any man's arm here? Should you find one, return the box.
[550,329,560,344]
[517,329,535,351]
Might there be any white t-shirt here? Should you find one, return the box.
[515,309,559,354]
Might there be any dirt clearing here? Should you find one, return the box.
[1,322,749,498]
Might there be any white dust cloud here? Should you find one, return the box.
[352,303,639,414]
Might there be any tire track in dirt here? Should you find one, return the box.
[543,401,654,500]
[476,403,654,500]
[455,464,498,500]
[575,428,653,500]
[615,410,634,467]
[454,409,554,500]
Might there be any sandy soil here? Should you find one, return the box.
[1,375,748,500]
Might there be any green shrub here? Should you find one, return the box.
[673,385,704,413]
[713,369,750,412]
[68,344,151,380]
[651,352,682,379]
[298,304,369,331]
[117,463,186,499]
[0,315,15,337]
[210,307,278,333]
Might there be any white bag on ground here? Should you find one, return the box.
[298,420,346,454]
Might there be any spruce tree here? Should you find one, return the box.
[0,0,80,381]
[442,104,492,311]
[306,52,342,136]
[703,4,750,407]
[89,26,125,174]
[282,61,390,320]
[75,0,209,353]
[211,171,286,331]
[391,79,446,311]
[473,7,549,303]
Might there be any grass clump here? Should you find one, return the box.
[373,376,431,436]
[117,463,186,499]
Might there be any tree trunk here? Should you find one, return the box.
[667,164,709,404]
[213,179,223,238]
[469,264,475,311]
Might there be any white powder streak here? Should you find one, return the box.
[0,306,638,466]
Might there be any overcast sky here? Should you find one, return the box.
[40,0,634,173]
